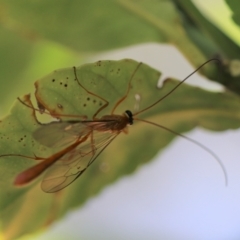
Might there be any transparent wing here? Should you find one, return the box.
[33,121,91,148]
[41,130,119,193]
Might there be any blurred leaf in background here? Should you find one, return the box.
[1,0,240,112]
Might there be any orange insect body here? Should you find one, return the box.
[13,109,133,192]
[14,133,90,186]
[2,59,227,193]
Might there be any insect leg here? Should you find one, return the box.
[18,95,88,120]
[111,62,143,114]
[73,66,109,119]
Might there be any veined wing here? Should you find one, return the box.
[41,129,119,193]
[33,120,102,148]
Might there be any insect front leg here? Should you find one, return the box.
[73,66,109,119]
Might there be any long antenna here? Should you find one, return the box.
[134,118,228,186]
[134,59,220,116]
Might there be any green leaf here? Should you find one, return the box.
[1,59,240,239]
[0,27,79,117]
[0,26,34,115]
[2,0,240,95]
[225,0,240,27]
[171,0,240,95]
[173,0,240,59]
[0,0,206,64]
[0,0,162,51]
[34,59,162,119]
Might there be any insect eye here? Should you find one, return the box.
[125,110,133,125]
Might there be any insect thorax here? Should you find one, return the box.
[97,113,131,132]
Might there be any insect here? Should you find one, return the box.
[1,59,227,193]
